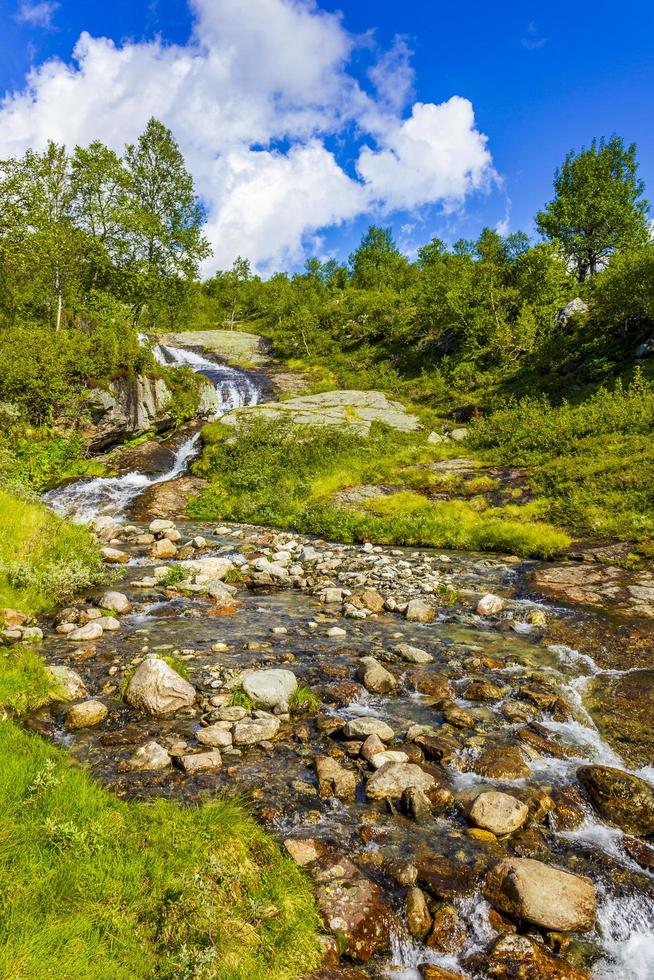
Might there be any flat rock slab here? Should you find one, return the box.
[531,561,654,619]
[483,857,596,932]
[221,389,421,437]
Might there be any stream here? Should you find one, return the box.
[36,339,654,978]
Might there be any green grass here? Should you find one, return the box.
[0,488,105,614]
[229,688,255,711]
[288,686,320,714]
[0,647,321,980]
[189,417,571,559]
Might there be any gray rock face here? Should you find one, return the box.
[124,658,196,716]
[556,297,589,327]
[84,374,173,451]
[222,389,421,436]
[241,668,297,708]
[635,337,654,358]
[483,857,596,931]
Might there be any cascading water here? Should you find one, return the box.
[45,337,262,522]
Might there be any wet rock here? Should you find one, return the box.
[196,724,233,748]
[468,934,589,979]
[474,745,530,780]
[442,702,474,728]
[100,591,132,614]
[622,835,654,871]
[402,786,433,822]
[366,762,434,800]
[370,750,409,769]
[283,837,326,866]
[483,858,596,931]
[315,756,357,800]
[124,658,196,716]
[413,732,461,766]
[356,656,395,695]
[550,787,588,831]
[394,643,434,664]
[343,717,394,741]
[149,519,175,534]
[405,886,432,939]
[54,606,80,626]
[179,750,222,774]
[127,740,171,770]
[469,791,529,835]
[517,724,578,759]
[361,733,386,762]
[232,716,280,744]
[67,622,104,642]
[48,665,87,701]
[405,670,451,699]
[405,599,436,623]
[101,547,130,564]
[463,679,505,701]
[349,589,385,613]
[314,856,399,963]
[577,765,654,835]
[151,538,178,560]
[327,627,347,638]
[419,856,478,899]
[65,700,108,729]
[324,682,363,706]
[420,966,467,980]
[477,593,505,616]
[242,668,298,708]
[426,904,466,953]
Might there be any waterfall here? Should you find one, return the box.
[45,336,262,522]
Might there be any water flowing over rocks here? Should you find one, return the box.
[31,337,654,977]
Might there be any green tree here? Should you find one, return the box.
[349,226,411,290]
[537,137,649,281]
[122,118,210,323]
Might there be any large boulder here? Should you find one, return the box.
[577,765,654,836]
[556,298,589,327]
[84,374,173,451]
[47,665,87,701]
[124,658,196,716]
[483,857,596,932]
[241,668,297,708]
[65,700,108,729]
[127,740,171,771]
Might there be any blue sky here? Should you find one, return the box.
[1,0,653,273]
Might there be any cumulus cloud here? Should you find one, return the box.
[0,0,497,271]
[13,0,59,29]
[357,98,496,211]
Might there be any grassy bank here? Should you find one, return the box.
[0,646,321,979]
[189,417,570,558]
[0,489,105,613]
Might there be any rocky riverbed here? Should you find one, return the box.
[10,515,654,979]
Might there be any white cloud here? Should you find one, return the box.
[0,0,497,272]
[13,0,59,29]
[357,97,496,212]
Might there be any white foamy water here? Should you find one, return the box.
[45,337,262,522]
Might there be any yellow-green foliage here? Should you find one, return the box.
[191,418,570,558]
[0,489,104,613]
[0,652,321,980]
